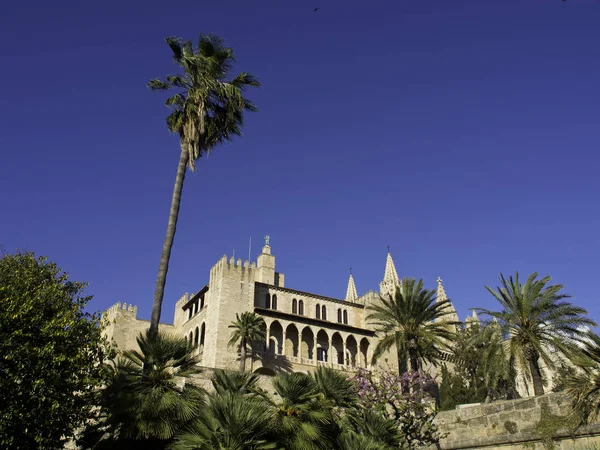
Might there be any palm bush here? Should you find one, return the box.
[170,391,276,450]
[81,331,204,450]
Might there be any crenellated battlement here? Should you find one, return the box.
[357,290,380,306]
[104,302,138,317]
[209,254,257,285]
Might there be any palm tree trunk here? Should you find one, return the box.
[528,356,545,396]
[410,355,419,373]
[240,338,247,372]
[149,146,189,337]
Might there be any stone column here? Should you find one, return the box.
[313,334,318,364]
[282,329,287,356]
[343,340,347,366]
[328,336,333,363]
[266,326,271,354]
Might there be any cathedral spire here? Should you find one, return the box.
[436,277,448,303]
[379,248,400,299]
[345,268,358,302]
[436,277,459,324]
[383,248,399,285]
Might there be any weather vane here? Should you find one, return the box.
[264,235,270,246]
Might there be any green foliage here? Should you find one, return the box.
[551,361,577,393]
[367,277,458,373]
[534,404,580,450]
[0,252,112,450]
[439,364,485,410]
[80,331,204,450]
[439,325,489,410]
[565,331,600,423]
[148,34,260,171]
[477,272,595,396]
[170,391,277,450]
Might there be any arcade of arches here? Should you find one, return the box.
[262,318,372,369]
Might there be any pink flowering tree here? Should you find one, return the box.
[351,368,442,449]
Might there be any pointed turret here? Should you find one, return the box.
[436,277,459,324]
[345,269,358,302]
[465,309,479,328]
[379,249,400,299]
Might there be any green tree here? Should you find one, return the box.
[147,35,259,336]
[367,277,458,374]
[81,331,204,450]
[473,320,518,402]
[228,312,266,372]
[440,323,505,410]
[0,252,112,450]
[477,272,596,396]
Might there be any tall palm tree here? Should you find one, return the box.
[476,272,596,396]
[367,277,458,374]
[147,35,259,336]
[228,312,266,372]
[81,331,204,449]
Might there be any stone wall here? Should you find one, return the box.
[102,302,175,351]
[435,393,600,449]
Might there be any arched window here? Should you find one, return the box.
[194,327,199,346]
[188,308,193,320]
[272,295,278,310]
[184,335,188,343]
[322,305,327,320]
[316,304,321,319]
[292,299,298,314]
[337,309,342,323]
[189,331,193,343]
[200,323,205,348]
[200,295,205,309]
[265,293,271,309]
[299,300,304,316]
[343,310,348,324]
[194,301,198,315]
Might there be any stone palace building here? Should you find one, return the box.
[103,237,463,378]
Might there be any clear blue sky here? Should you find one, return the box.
[1,0,599,324]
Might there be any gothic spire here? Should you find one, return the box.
[436,277,459,324]
[345,269,358,302]
[379,249,400,299]
[383,250,399,285]
[436,277,448,303]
